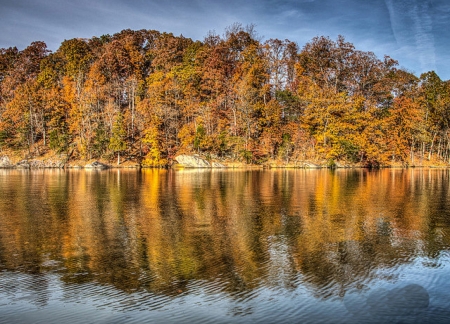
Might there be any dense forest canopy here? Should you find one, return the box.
[1,25,449,167]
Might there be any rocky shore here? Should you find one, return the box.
[1,153,446,170]
[174,155,226,168]
[1,155,66,169]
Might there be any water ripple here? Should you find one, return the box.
[1,169,450,323]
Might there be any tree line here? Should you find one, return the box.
[1,24,449,166]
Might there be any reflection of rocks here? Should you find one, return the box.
[174,155,226,168]
[0,156,13,168]
[85,161,110,169]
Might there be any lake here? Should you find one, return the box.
[1,168,450,323]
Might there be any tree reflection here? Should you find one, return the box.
[0,168,450,300]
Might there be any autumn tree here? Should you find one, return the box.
[1,27,449,167]
[109,112,127,165]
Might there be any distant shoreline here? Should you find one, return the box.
[2,153,449,170]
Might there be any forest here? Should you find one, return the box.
[1,24,449,167]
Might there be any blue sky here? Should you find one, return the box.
[1,0,449,79]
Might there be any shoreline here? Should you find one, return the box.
[2,159,450,170]
[2,152,450,170]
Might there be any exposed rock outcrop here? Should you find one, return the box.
[302,162,322,169]
[211,161,226,168]
[0,156,13,168]
[16,160,31,169]
[174,155,227,168]
[85,161,110,169]
[16,159,65,168]
[334,161,351,168]
[175,155,211,168]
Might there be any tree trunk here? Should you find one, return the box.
[410,139,415,165]
[29,102,34,153]
[428,132,437,161]
[437,137,442,160]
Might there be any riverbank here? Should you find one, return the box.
[1,150,450,170]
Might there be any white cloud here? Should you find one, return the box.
[384,0,436,73]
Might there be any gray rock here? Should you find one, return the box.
[40,160,65,168]
[175,155,211,168]
[85,161,110,169]
[23,159,66,168]
[211,162,226,168]
[303,162,321,168]
[0,156,12,168]
[16,160,31,169]
[334,161,351,168]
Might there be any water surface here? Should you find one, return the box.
[1,169,450,323]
